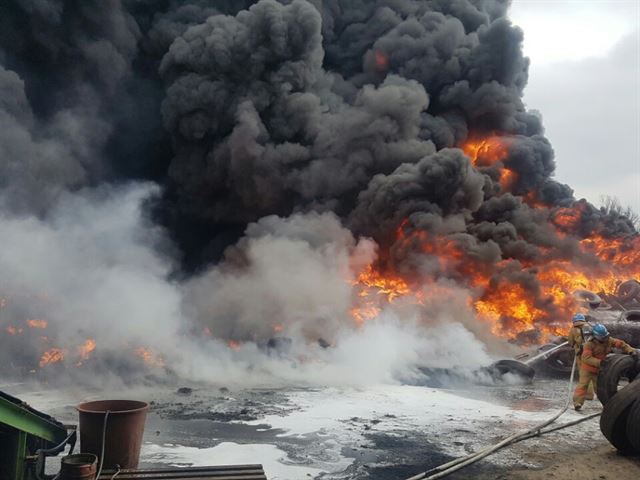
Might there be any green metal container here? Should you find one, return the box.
[0,390,69,480]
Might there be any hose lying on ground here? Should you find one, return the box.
[406,352,597,480]
[517,412,601,441]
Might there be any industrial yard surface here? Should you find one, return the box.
[485,445,640,480]
[4,378,639,479]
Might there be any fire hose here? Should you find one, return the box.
[95,411,122,480]
[521,341,569,365]
[95,411,110,480]
[405,351,600,480]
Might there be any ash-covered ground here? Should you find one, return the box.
[4,375,636,480]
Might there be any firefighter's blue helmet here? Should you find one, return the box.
[592,323,609,340]
[572,313,586,323]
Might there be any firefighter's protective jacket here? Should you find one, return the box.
[567,321,588,355]
[580,337,635,373]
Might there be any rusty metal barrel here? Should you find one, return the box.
[59,453,97,480]
[77,400,149,469]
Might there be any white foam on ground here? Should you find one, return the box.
[240,384,575,475]
[249,385,548,437]
[142,442,325,479]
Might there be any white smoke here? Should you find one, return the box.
[0,184,182,355]
[183,212,376,344]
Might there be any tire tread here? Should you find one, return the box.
[600,379,640,454]
[597,354,636,406]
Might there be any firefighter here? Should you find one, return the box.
[573,323,638,410]
[567,313,593,400]
[567,313,589,358]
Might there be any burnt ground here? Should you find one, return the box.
[2,377,640,479]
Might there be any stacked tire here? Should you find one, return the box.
[617,280,640,304]
[597,355,636,404]
[598,354,640,454]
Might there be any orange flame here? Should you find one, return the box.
[475,282,553,338]
[78,339,96,360]
[462,137,516,191]
[349,264,412,325]
[351,200,639,342]
[349,305,382,325]
[354,264,411,302]
[39,348,66,367]
[581,234,640,267]
[26,319,48,329]
[551,203,590,233]
[227,340,242,350]
[463,137,508,165]
[135,347,165,367]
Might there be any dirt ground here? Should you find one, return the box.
[480,442,640,480]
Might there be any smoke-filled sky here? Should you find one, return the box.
[510,0,640,214]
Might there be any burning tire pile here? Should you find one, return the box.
[576,281,640,309]
[598,354,640,454]
[572,284,640,350]
[615,281,640,307]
